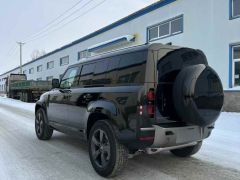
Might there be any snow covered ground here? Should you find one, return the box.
[0,96,35,113]
[0,97,240,180]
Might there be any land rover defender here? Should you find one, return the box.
[35,43,224,177]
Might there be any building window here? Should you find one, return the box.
[147,15,183,42]
[233,45,240,86]
[171,17,183,34]
[148,26,159,41]
[37,78,42,81]
[60,56,69,66]
[231,0,240,19]
[37,65,43,72]
[47,61,54,69]
[78,50,89,60]
[46,76,53,81]
[29,68,34,74]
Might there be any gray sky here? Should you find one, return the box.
[0,0,158,74]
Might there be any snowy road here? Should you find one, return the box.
[0,97,240,180]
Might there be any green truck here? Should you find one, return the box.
[5,74,52,102]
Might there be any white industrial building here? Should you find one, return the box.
[0,0,240,92]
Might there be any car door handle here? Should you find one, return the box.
[59,89,72,94]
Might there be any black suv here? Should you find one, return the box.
[35,43,224,177]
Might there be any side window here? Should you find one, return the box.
[79,63,95,86]
[105,57,120,85]
[92,60,108,85]
[60,67,79,89]
[117,51,147,84]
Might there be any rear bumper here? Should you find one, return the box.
[150,125,213,148]
[117,124,213,150]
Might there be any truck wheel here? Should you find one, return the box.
[35,108,53,140]
[170,141,202,157]
[88,120,128,177]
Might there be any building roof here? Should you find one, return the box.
[1,0,176,76]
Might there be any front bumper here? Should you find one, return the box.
[150,125,213,148]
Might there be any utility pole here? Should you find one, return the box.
[17,42,25,74]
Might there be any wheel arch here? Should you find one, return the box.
[35,102,47,115]
[87,112,119,140]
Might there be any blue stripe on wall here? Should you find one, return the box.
[229,45,233,88]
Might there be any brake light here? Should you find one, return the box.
[147,89,155,118]
[147,90,155,101]
[139,89,155,117]
[147,105,154,115]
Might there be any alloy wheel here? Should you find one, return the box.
[91,129,111,168]
[36,111,44,136]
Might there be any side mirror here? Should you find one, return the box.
[52,79,60,88]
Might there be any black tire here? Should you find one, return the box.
[35,108,53,140]
[88,120,128,177]
[170,141,202,157]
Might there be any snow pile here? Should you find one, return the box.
[225,86,240,91]
[0,94,7,98]
[0,97,35,113]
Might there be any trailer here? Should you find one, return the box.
[5,74,52,102]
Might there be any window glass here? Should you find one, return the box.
[60,67,79,88]
[60,56,69,66]
[94,60,108,74]
[29,68,34,74]
[105,57,120,85]
[233,45,240,86]
[119,51,146,69]
[37,65,42,72]
[117,51,147,84]
[81,63,95,75]
[47,61,54,69]
[92,60,109,85]
[159,22,170,37]
[78,50,90,60]
[171,17,183,34]
[233,46,240,59]
[234,61,240,86]
[233,0,240,17]
[79,63,95,86]
[148,15,183,41]
[149,26,158,41]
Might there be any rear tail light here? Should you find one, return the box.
[147,105,155,115]
[147,90,155,101]
[147,89,155,118]
[139,105,143,115]
[139,89,155,118]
